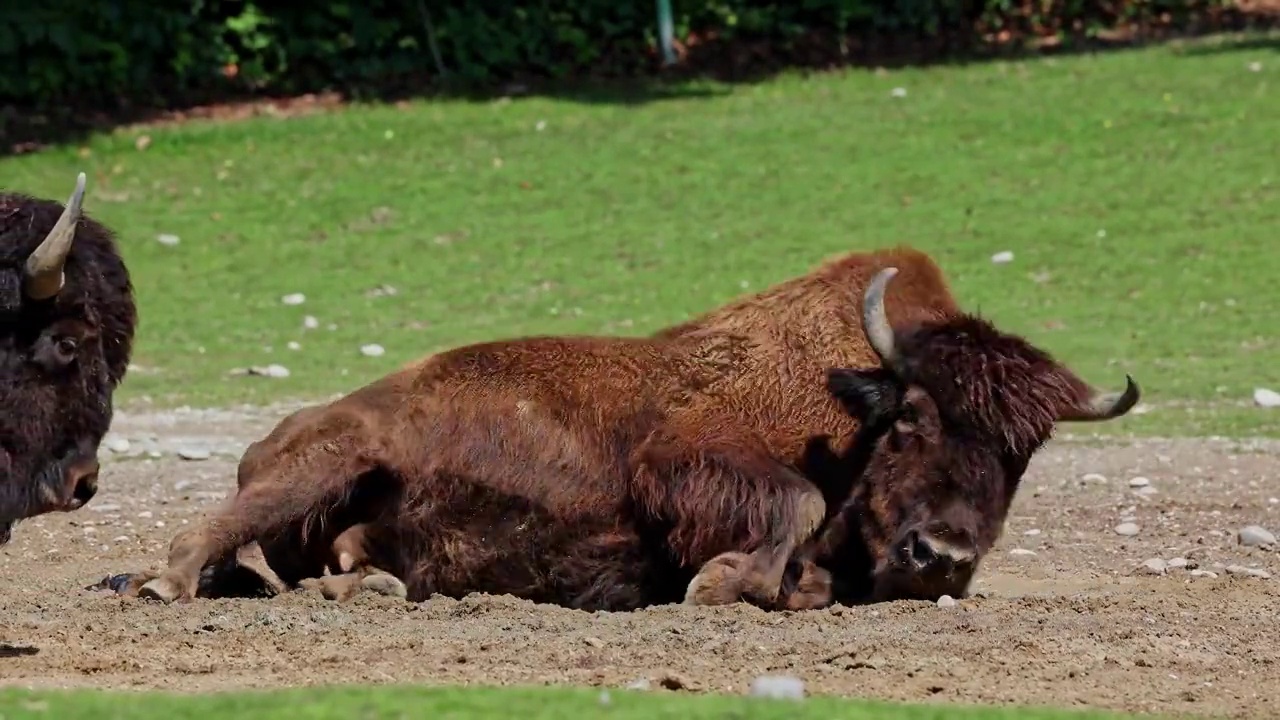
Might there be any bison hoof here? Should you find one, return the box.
[684,552,752,606]
[361,573,407,599]
[137,576,186,603]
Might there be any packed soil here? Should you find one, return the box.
[1,405,1277,719]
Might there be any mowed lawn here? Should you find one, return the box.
[0,685,1147,720]
[2,36,1277,437]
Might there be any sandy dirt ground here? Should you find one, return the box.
[1,404,1277,719]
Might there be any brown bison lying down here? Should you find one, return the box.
[108,247,1138,608]
[2,174,137,545]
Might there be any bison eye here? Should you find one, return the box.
[57,337,79,356]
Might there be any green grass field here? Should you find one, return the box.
[0,685,1144,720]
[3,36,1278,437]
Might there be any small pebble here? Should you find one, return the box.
[626,678,652,691]
[173,480,196,492]
[936,595,958,608]
[1081,473,1107,483]
[1167,557,1189,569]
[890,87,907,98]
[1114,523,1140,537]
[103,437,132,454]
[1225,565,1272,579]
[991,250,1014,264]
[1190,569,1218,579]
[1023,528,1041,536]
[281,293,306,306]
[1247,61,1262,72]
[1138,558,1167,575]
[1255,388,1280,407]
[1238,525,1276,547]
[748,675,806,700]
[303,315,320,330]
[1008,548,1037,557]
[361,344,386,358]
[287,341,301,351]
[1128,477,1151,488]
[90,503,121,513]
[177,448,211,461]
[156,234,180,247]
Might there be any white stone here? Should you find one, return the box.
[991,251,1014,264]
[1114,523,1140,537]
[177,448,211,461]
[1138,558,1167,575]
[1253,388,1280,407]
[749,675,805,700]
[1128,476,1151,488]
[1238,526,1276,547]
[361,344,386,358]
[936,595,958,608]
[281,293,306,306]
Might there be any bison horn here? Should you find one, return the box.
[863,266,901,367]
[24,172,87,301]
[1057,374,1141,422]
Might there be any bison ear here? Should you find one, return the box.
[825,367,903,428]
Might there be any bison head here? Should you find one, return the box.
[0,173,136,544]
[822,266,1139,603]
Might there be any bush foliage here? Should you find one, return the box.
[2,0,1240,110]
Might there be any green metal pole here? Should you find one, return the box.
[656,0,676,65]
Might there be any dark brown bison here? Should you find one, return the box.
[1,173,137,544]
[115,248,1136,608]
[685,266,1139,607]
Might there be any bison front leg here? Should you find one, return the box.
[632,429,827,610]
[136,413,383,604]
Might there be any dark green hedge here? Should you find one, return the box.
[1,0,1240,110]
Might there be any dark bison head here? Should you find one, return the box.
[0,174,136,544]
[823,266,1139,603]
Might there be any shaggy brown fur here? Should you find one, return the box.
[1,174,136,544]
[115,247,1136,609]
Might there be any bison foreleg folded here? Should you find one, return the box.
[633,428,827,609]
[137,410,384,603]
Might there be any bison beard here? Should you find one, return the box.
[0,173,136,543]
[109,249,1138,609]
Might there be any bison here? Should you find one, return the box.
[116,247,1136,609]
[1,173,137,544]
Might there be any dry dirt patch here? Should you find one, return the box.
[1,407,1277,718]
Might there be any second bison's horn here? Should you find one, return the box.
[863,266,901,368]
[24,172,87,301]
[1057,374,1142,422]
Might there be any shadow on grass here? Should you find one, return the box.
[2,17,1277,158]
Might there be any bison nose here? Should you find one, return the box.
[902,529,975,575]
[65,460,99,510]
[906,529,939,567]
